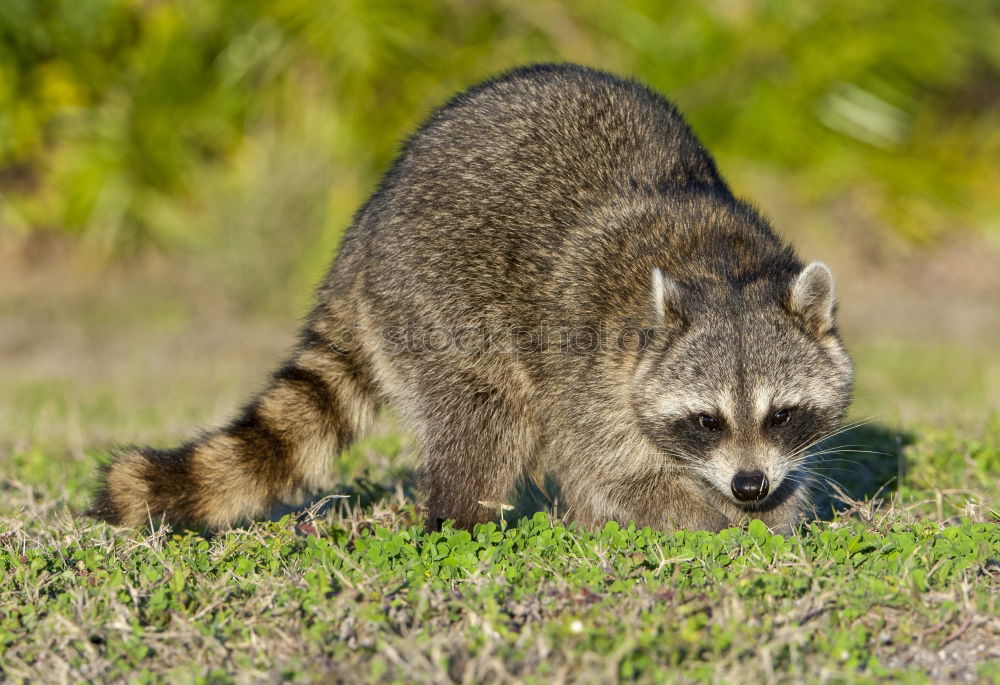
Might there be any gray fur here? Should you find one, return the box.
[91,64,853,534]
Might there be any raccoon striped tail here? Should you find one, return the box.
[89,334,377,530]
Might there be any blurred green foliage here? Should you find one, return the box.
[1,0,998,262]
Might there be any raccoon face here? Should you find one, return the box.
[634,263,854,509]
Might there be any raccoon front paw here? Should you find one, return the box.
[662,504,731,533]
[758,504,806,536]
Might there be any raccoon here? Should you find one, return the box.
[90,64,853,534]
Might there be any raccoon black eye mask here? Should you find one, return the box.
[91,64,853,534]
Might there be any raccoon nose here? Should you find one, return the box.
[731,470,769,501]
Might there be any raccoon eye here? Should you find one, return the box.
[695,414,722,431]
[770,408,793,427]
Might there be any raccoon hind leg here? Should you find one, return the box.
[418,380,539,530]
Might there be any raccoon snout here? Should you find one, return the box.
[731,470,769,502]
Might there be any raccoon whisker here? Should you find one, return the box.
[785,437,833,461]
[821,452,890,462]
[668,456,704,466]
[839,413,882,430]
[777,464,850,488]
[656,461,702,471]
[660,464,705,475]
[784,473,841,495]
[662,451,700,460]
[779,459,862,476]
[778,476,812,489]
[813,415,881,443]
[793,455,880,469]
[808,447,891,457]
[805,444,885,455]
[782,472,823,487]
[788,465,844,485]
[785,433,823,459]
[789,446,885,460]
[808,454,878,466]
[802,468,862,477]
[801,458,866,467]
[660,464,703,474]
[811,457,864,468]
[781,468,820,482]
[658,450,704,465]
[777,452,823,466]
[772,468,817,487]
[784,443,825,462]
[658,460,701,470]
[794,465,834,478]
[784,416,881,460]
[789,453,865,464]
[782,464,810,479]
[812,476,853,495]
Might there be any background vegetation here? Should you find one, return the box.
[2,0,999,280]
[1,1,998,682]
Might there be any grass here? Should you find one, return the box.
[0,473,998,683]
[1,383,999,682]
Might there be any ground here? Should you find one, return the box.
[0,194,998,682]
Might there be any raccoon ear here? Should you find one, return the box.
[789,261,836,336]
[651,268,686,327]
